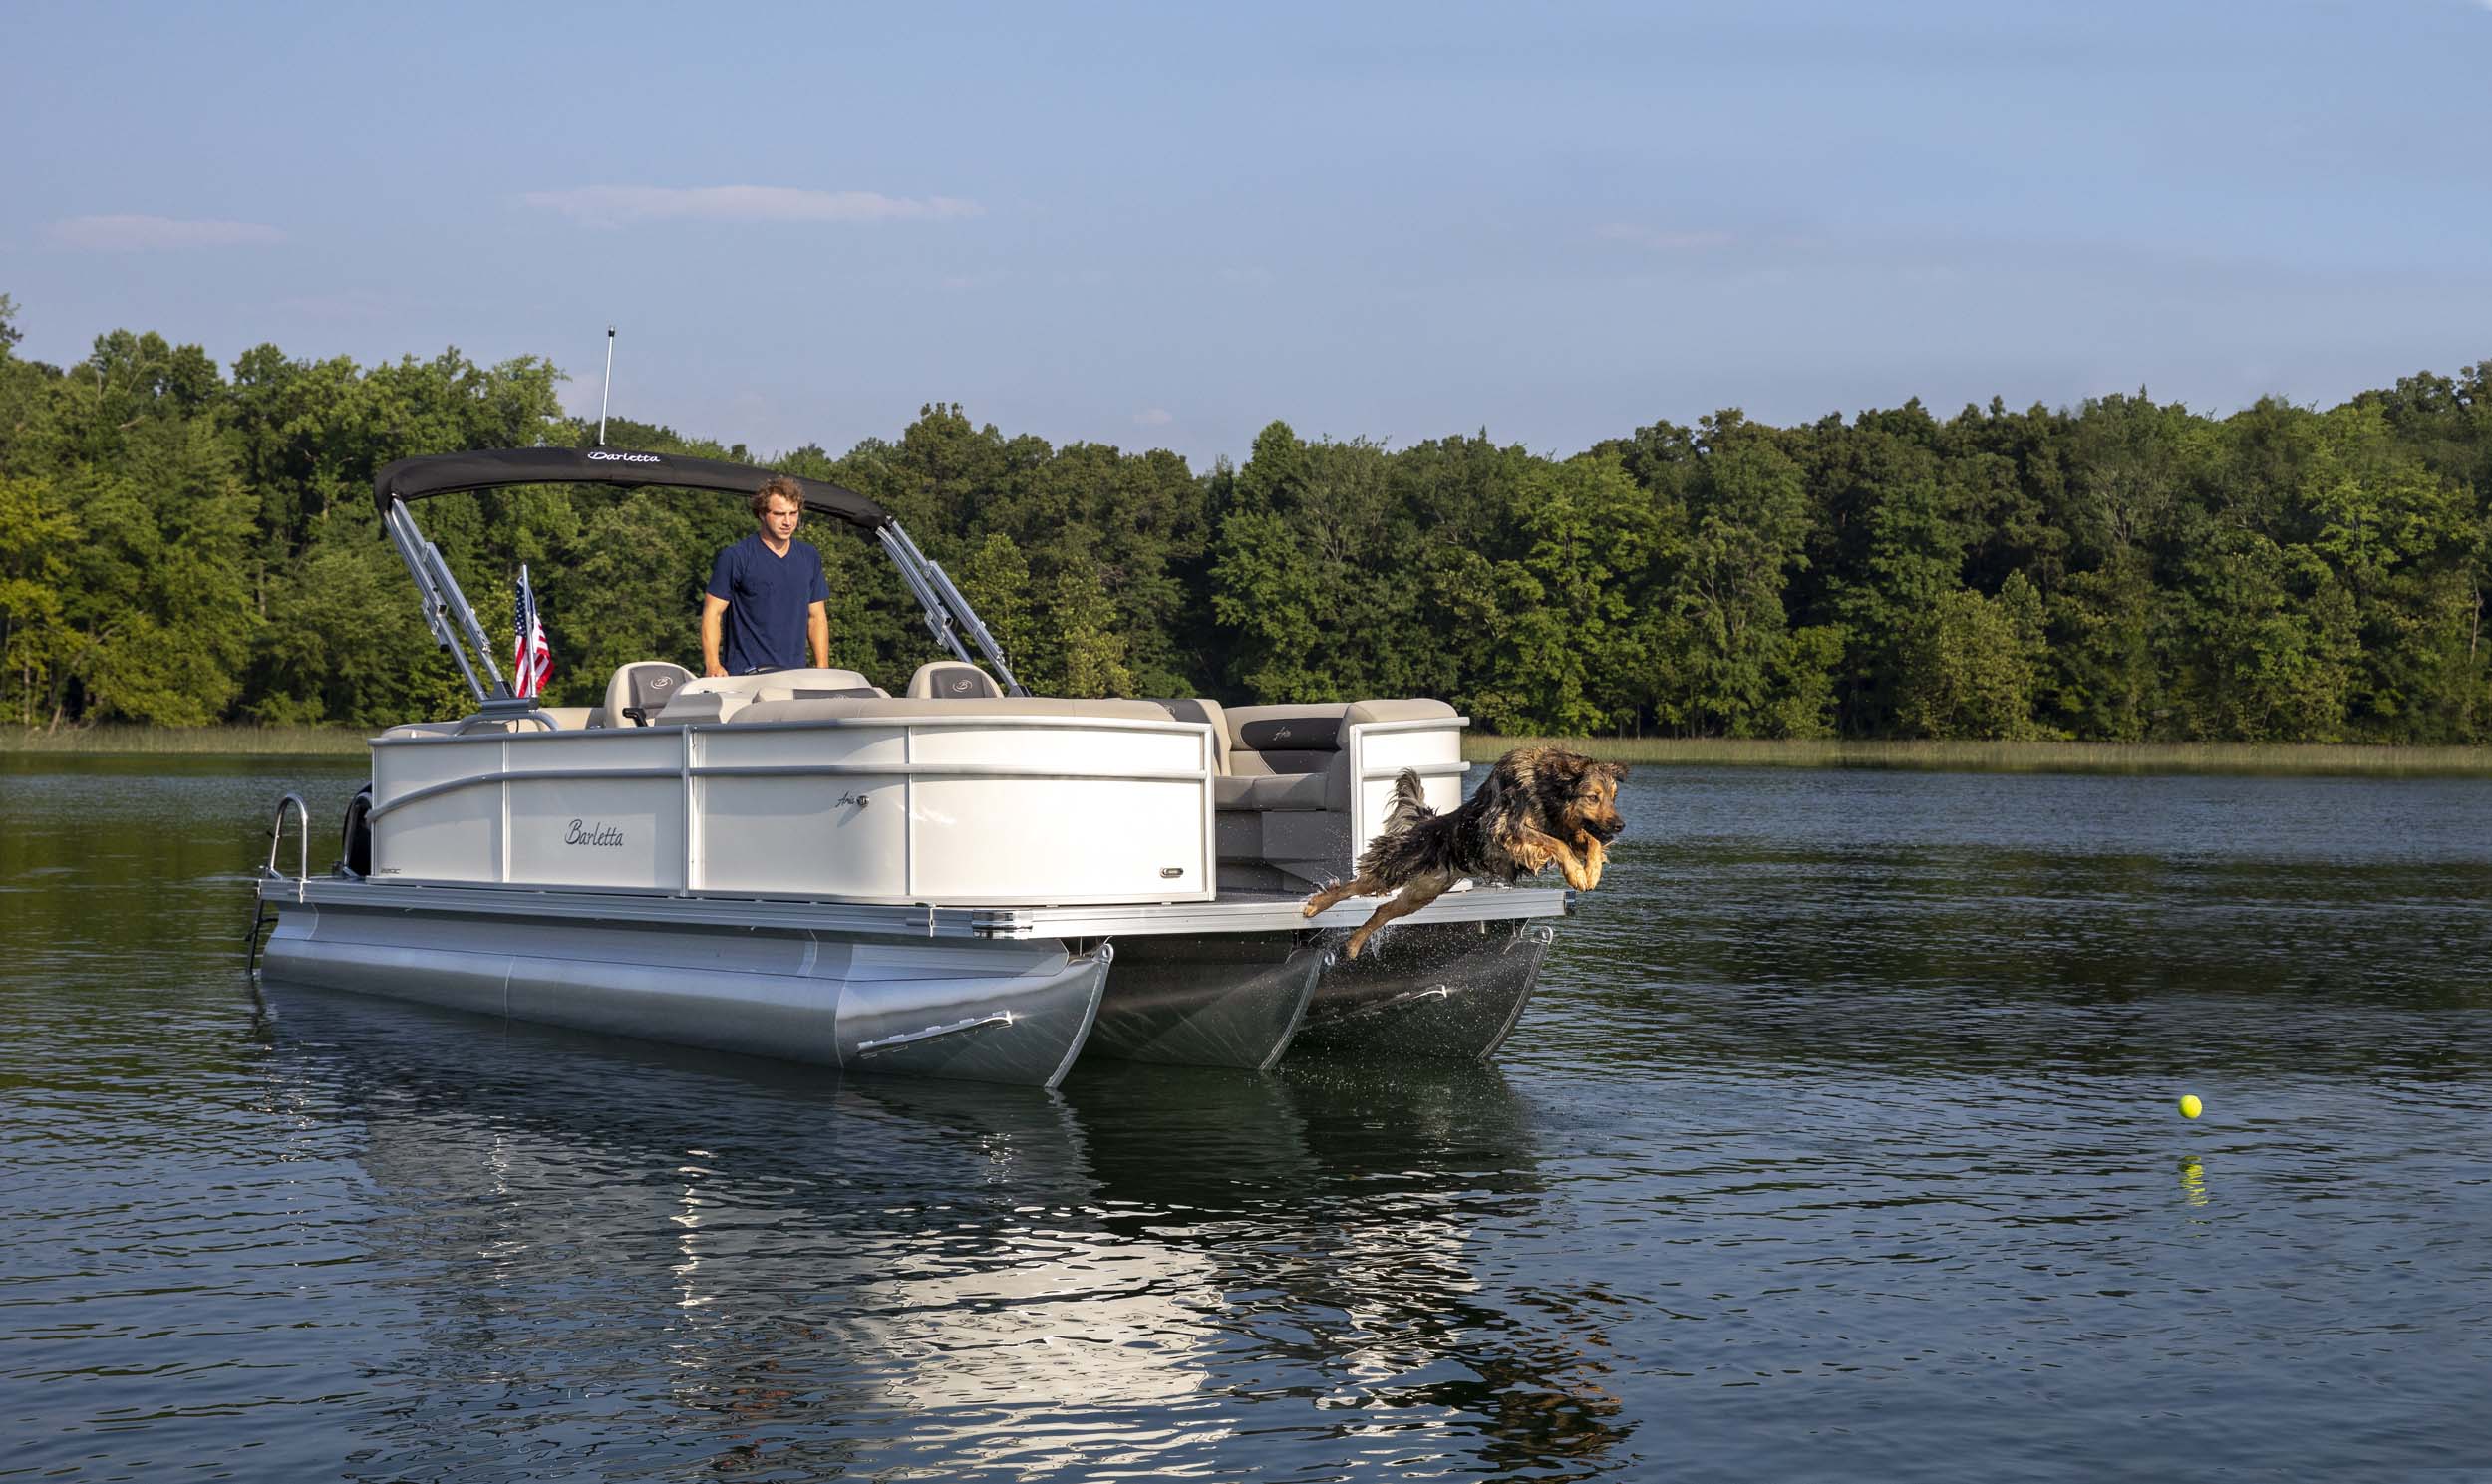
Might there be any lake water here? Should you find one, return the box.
[3,755,2489,1480]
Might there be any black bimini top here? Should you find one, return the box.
[373,446,891,530]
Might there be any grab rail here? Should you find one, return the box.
[264,792,310,900]
[853,1011,1016,1057]
[245,792,310,977]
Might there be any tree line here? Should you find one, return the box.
[2,295,2487,742]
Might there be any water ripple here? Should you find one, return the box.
[2,760,2488,1479]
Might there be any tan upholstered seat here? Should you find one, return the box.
[1212,771,1329,810]
[731,695,1178,724]
[905,661,1005,699]
[602,661,695,727]
[1155,698,1231,773]
[1211,699,1462,891]
[653,668,879,724]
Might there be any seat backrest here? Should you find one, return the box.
[906,661,1004,700]
[1223,703,1353,775]
[731,694,1183,723]
[1208,698,1462,891]
[653,668,878,724]
[603,661,694,727]
[1155,698,1231,773]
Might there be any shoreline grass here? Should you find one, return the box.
[6,723,2487,776]
[1,725,371,757]
[1463,734,2492,777]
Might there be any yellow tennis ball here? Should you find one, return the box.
[2178,1094,2203,1120]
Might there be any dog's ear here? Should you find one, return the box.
[1598,760,1630,785]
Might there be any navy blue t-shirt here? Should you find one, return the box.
[706,533,829,673]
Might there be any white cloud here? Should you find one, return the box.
[1597,224,1737,250]
[1131,408,1175,428]
[522,185,983,228]
[46,215,285,251]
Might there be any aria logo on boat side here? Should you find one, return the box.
[584,451,661,463]
[565,819,626,847]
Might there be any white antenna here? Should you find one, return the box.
[596,326,616,445]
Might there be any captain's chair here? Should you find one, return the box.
[905,661,1004,700]
[603,661,694,727]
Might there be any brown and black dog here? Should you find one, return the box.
[1303,746,1629,959]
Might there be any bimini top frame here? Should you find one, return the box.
[372,446,1026,705]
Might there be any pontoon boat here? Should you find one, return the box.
[250,447,1570,1086]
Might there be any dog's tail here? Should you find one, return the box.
[1381,768,1435,832]
[1354,766,1459,881]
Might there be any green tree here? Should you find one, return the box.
[1043,556,1136,698]
[2174,528,2359,742]
[1210,422,1338,701]
[1893,576,2048,740]
[957,531,1035,683]
[547,492,707,707]
[2044,552,2166,740]
[1652,412,1808,736]
[2299,403,2483,741]
[1761,625,1844,739]
[56,419,258,725]
[0,473,78,726]
[1455,453,1656,735]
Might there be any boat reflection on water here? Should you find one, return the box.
[255,984,1631,1477]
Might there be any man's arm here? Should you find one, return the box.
[701,594,729,677]
[807,600,829,669]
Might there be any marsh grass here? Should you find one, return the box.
[1464,734,2492,777]
[7,723,2486,775]
[0,725,370,757]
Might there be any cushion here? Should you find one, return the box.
[1232,713,1345,751]
[1154,699,1231,773]
[1212,772,1332,811]
[603,661,695,727]
[906,661,1005,699]
[728,695,1183,724]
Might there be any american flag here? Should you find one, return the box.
[511,564,552,699]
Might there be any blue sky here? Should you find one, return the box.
[5,2,2488,468]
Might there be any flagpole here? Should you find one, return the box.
[516,563,530,700]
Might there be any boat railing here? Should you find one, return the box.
[263,792,310,899]
[244,791,311,976]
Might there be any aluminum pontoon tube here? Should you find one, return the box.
[258,903,1110,1088]
[1290,920,1554,1064]
[1085,934,1330,1071]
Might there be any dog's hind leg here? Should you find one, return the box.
[1343,871,1455,959]
[1303,873,1386,918]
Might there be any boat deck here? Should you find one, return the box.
[257,874,1573,940]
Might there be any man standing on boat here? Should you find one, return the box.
[702,475,831,676]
